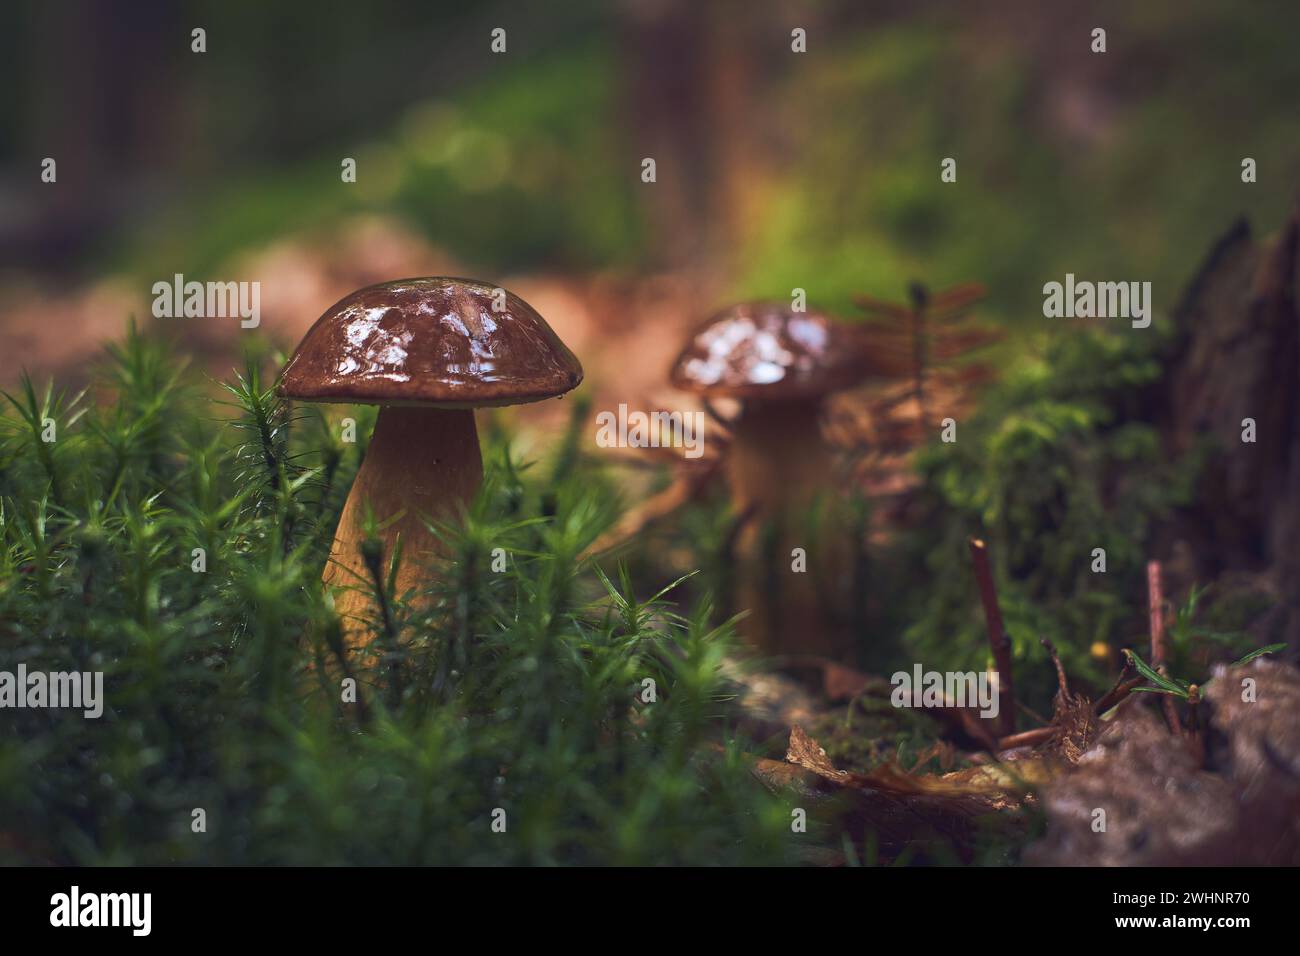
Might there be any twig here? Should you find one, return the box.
[928,698,1001,752]
[987,640,1071,750]
[1097,677,1145,714]
[997,727,1056,750]
[1093,658,1137,714]
[1147,560,1182,734]
[1147,560,1167,666]
[1040,637,1070,697]
[969,537,1016,736]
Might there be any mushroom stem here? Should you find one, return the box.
[726,399,846,658]
[325,406,483,645]
[726,400,834,514]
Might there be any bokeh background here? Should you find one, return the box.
[4,0,1299,403]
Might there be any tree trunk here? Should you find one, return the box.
[1161,205,1300,649]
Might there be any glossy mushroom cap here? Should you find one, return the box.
[278,278,583,407]
[670,302,877,401]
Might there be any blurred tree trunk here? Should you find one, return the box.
[19,0,182,269]
[619,0,791,271]
[1161,205,1300,649]
[620,0,714,268]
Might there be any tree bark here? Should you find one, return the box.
[1161,205,1300,650]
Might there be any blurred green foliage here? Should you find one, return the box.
[80,2,1298,319]
[733,4,1300,321]
[109,44,643,280]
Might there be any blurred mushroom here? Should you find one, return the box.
[669,301,905,657]
[278,277,582,639]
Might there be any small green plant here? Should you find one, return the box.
[1124,643,1286,699]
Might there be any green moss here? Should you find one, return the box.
[892,325,1208,708]
[0,329,787,865]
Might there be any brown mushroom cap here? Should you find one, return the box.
[670,301,874,401]
[277,278,583,407]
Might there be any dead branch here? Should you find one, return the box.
[1040,637,1070,697]
[969,537,1016,736]
[1096,677,1146,715]
[1094,657,1137,714]
[997,727,1057,750]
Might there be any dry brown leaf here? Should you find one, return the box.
[786,725,856,784]
[772,726,1033,862]
[785,725,1028,797]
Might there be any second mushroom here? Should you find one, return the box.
[670,301,906,658]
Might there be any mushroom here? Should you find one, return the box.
[669,301,903,657]
[278,277,582,638]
